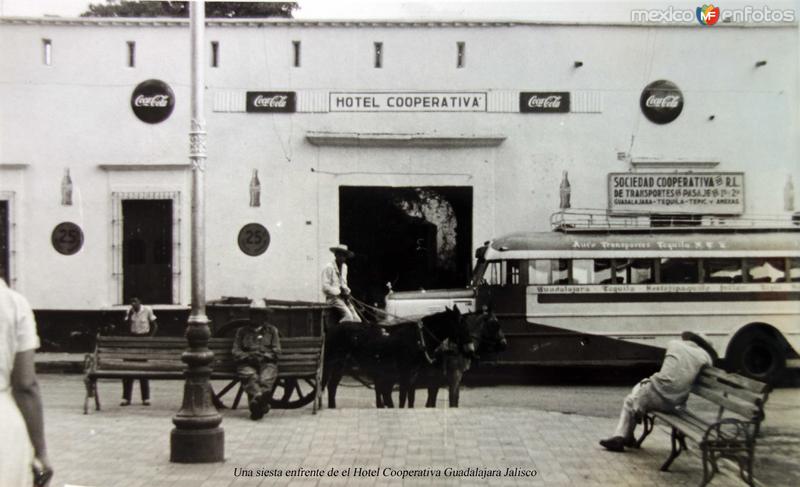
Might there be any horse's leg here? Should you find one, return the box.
[426,385,439,407]
[327,365,343,409]
[448,368,463,408]
[382,382,394,408]
[399,368,416,408]
[398,376,408,408]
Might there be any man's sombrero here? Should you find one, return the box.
[329,244,354,258]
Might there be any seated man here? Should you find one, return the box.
[599,331,718,452]
[232,313,281,420]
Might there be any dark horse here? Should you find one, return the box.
[402,309,507,408]
[322,307,463,409]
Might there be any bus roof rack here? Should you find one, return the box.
[550,209,800,233]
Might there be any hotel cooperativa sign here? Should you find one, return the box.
[329,92,487,112]
[609,172,744,214]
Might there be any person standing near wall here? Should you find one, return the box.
[120,297,156,406]
[0,278,53,486]
[321,244,362,323]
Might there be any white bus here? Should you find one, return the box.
[386,213,800,383]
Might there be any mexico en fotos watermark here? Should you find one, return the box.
[631,4,796,24]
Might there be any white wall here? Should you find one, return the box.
[0,19,797,309]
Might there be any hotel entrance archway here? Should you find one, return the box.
[339,186,473,306]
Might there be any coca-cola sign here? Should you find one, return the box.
[640,80,683,124]
[130,79,175,124]
[519,92,570,113]
[246,91,296,113]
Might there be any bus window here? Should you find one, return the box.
[704,259,743,283]
[659,258,699,283]
[508,260,522,285]
[572,259,617,284]
[485,261,506,285]
[572,259,593,284]
[789,258,800,282]
[746,258,785,283]
[622,259,655,284]
[612,260,628,284]
[594,259,615,284]
[529,259,569,285]
[529,260,549,285]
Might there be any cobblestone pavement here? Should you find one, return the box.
[31,374,798,487]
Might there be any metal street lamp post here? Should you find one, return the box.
[169,0,224,463]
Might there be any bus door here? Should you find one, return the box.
[479,259,527,324]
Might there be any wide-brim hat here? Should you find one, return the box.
[329,244,354,258]
[682,331,718,360]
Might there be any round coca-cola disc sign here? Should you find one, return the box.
[640,80,683,124]
[131,79,175,124]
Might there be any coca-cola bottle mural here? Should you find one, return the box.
[61,168,73,206]
[249,169,261,207]
[559,171,571,209]
[785,175,795,212]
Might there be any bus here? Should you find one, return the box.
[385,212,800,383]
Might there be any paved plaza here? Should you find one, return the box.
[31,370,799,487]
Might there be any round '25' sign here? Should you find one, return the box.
[52,222,84,255]
[237,223,270,256]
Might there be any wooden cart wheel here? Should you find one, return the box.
[268,377,317,409]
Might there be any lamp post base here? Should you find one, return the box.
[170,427,225,463]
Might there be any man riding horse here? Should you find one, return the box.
[321,244,361,323]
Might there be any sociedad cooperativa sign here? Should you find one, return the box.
[329,92,487,112]
[608,172,744,214]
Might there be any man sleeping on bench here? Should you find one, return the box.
[599,331,718,452]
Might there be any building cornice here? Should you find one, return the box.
[98,163,190,171]
[0,163,29,170]
[306,131,506,148]
[0,16,796,29]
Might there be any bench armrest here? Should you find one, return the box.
[702,417,756,447]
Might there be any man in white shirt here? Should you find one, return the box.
[321,244,361,323]
[120,297,157,406]
[599,331,717,452]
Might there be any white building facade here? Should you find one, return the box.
[0,17,797,320]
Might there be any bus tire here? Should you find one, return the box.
[728,331,786,385]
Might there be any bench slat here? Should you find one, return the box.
[691,385,762,420]
[98,352,189,361]
[696,374,764,405]
[700,367,770,394]
[97,361,186,371]
[652,412,706,443]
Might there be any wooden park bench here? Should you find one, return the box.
[83,335,324,415]
[636,366,770,487]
